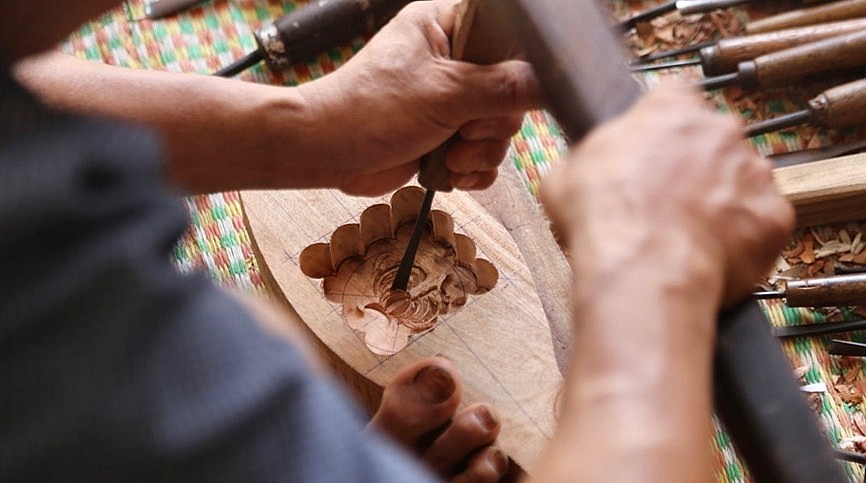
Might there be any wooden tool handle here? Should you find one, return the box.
[746,0,866,34]
[144,0,205,19]
[704,17,866,75]
[258,0,410,70]
[742,29,866,88]
[810,76,866,129]
[785,273,866,306]
[418,0,519,191]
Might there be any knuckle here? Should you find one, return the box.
[491,65,527,110]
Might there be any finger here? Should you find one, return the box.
[458,114,524,142]
[422,404,501,477]
[338,162,419,197]
[446,140,509,174]
[451,169,497,191]
[433,0,463,39]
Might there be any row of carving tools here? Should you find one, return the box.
[626,0,866,160]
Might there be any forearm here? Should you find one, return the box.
[532,248,718,483]
[13,52,334,193]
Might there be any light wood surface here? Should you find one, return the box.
[774,151,866,226]
[241,187,563,471]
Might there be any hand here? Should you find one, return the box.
[541,86,794,308]
[298,0,542,195]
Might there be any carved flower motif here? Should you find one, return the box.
[300,186,497,355]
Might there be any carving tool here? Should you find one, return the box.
[391,0,517,292]
[483,0,844,479]
[773,317,866,338]
[747,0,866,34]
[768,138,866,167]
[631,40,715,64]
[698,28,866,90]
[391,189,434,291]
[754,273,866,306]
[144,0,206,19]
[618,0,757,31]
[631,17,866,74]
[835,448,866,465]
[828,339,866,356]
[213,0,412,77]
[745,76,866,136]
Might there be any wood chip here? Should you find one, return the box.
[854,411,866,436]
[841,230,852,246]
[835,383,863,405]
[845,365,862,384]
[655,25,675,43]
[635,21,655,44]
[815,240,851,259]
[782,240,804,259]
[806,134,823,149]
[800,238,815,264]
[852,232,864,254]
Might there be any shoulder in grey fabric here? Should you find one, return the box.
[0,69,439,483]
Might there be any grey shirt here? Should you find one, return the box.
[0,69,438,482]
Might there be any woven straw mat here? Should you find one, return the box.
[64,0,866,481]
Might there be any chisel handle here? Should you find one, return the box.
[810,76,866,129]
[745,76,866,136]
[702,17,866,75]
[144,0,205,19]
[747,0,866,34]
[256,0,411,71]
[417,0,519,191]
[737,28,866,88]
[784,273,866,306]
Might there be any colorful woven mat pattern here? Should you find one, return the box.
[64,0,568,295]
[65,0,865,481]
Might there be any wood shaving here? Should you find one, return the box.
[800,239,815,264]
[855,411,866,437]
[835,383,864,405]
